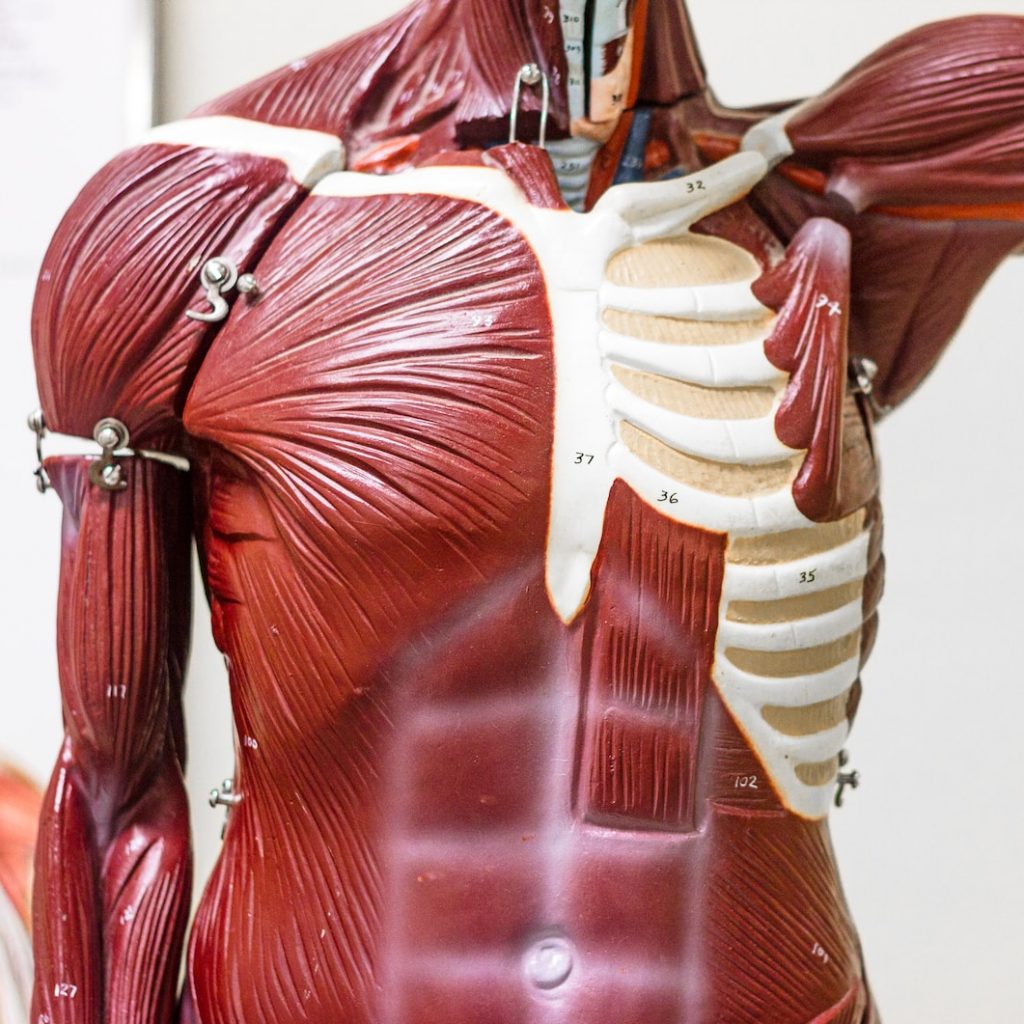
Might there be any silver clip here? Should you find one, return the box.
[186,257,261,324]
[834,750,860,808]
[849,356,878,397]
[849,355,889,417]
[27,409,50,493]
[209,777,242,839]
[209,777,242,809]
[509,63,550,149]
[87,418,131,492]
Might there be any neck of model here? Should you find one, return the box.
[547,0,600,210]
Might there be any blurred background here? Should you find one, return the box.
[1,2,1022,1020]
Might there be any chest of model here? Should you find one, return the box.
[182,149,879,825]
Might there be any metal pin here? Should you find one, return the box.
[237,273,260,299]
[187,256,260,324]
[850,356,878,397]
[510,63,550,149]
[27,408,50,493]
[87,417,131,492]
[835,749,860,808]
[209,778,242,809]
[849,356,889,417]
[209,777,242,839]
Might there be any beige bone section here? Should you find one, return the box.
[611,366,775,420]
[605,234,763,288]
[728,514,865,565]
[605,308,774,346]
[608,232,796,497]
[720,510,869,808]
[621,422,801,496]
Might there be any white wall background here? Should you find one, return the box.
[3,2,1022,1021]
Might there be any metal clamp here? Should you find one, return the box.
[29,412,191,494]
[510,63,550,149]
[87,418,131,492]
[186,257,260,324]
[834,749,860,808]
[27,409,50,493]
[209,777,243,839]
[209,777,242,810]
[849,355,889,417]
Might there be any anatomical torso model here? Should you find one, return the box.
[26,3,1024,1023]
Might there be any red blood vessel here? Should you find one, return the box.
[27,3,1024,1023]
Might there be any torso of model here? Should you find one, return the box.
[30,7,1024,1024]
[167,127,877,1024]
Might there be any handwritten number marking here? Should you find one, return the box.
[815,293,843,318]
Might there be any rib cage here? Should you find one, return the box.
[594,184,875,819]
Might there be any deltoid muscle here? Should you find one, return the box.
[25,2,1024,1023]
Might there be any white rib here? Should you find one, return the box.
[723,533,872,599]
[610,443,810,535]
[717,601,865,652]
[600,330,784,388]
[142,115,345,187]
[609,381,792,465]
[592,151,769,243]
[714,654,861,708]
[600,280,768,322]
[771,719,850,764]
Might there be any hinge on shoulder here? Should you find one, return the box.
[87,418,131,492]
[186,257,261,324]
[28,411,190,494]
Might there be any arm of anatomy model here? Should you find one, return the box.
[31,457,193,1024]
[735,15,1024,411]
[28,113,342,1022]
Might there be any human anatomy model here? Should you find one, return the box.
[26,2,1024,1022]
